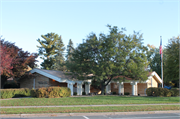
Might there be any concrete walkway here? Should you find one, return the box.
[1,110,180,118]
[1,103,180,108]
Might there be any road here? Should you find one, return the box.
[1,113,180,119]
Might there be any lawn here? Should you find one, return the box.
[0,105,179,114]
[0,95,179,106]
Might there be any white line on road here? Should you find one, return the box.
[111,116,180,119]
[83,116,89,119]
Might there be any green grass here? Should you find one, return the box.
[0,96,179,106]
[0,105,179,114]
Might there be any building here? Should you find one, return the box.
[19,68,162,96]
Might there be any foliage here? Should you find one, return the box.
[112,92,117,95]
[73,92,77,95]
[66,25,149,94]
[146,87,179,97]
[0,38,37,88]
[35,87,71,98]
[124,92,130,95]
[37,33,65,70]
[146,87,157,96]
[82,92,86,95]
[3,82,20,89]
[66,39,74,61]
[170,89,179,96]
[164,36,180,87]
[66,39,74,72]
[146,45,161,76]
[0,88,31,99]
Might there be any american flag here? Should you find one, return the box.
[159,37,163,56]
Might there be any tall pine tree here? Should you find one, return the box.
[52,36,66,71]
[37,33,65,70]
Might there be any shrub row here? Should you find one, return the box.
[146,87,179,97]
[0,87,71,99]
[0,88,31,99]
[31,87,71,98]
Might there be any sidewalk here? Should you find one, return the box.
[1,110,180,118]
[1,103,180,108]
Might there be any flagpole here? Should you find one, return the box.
[160,36,163,88]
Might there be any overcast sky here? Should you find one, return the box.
[0,0,179,67]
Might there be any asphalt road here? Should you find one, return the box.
[1,113,180,119]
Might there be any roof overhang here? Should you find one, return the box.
[146,71,162,83]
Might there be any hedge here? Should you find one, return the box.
[0,88,31,99]
[0,87,71,99]
[146,87,179,97]
[33,87,71,98]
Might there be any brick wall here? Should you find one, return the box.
[49,79,67,87]
[20,73,68,89]
[138,83,147,95]
[20,77,34,89]
[124,83,132,94]
[111,83,118,94]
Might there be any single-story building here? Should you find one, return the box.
[107,72,162,96]
[19,68,162,96]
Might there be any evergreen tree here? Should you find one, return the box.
[67,25,149,94]
[66,39,74,61]
[37,33,65,70]
[52,36,66,71]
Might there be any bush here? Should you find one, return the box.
[146,87,157,96]
[146,87,177,97]
[170,89,179,96]
[3,82,20,89]
[35,87,71,98]
[112,92,117,95]
[73,92,77,95]
[124,92,130,95]
[30,89,37,97]
[82,92,86,95]
[0,88,31,99]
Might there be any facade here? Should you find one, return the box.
[106,71,162,96]
[19,69,162,96]
[19,68,91,96]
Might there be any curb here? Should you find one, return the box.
[1,110,180,118]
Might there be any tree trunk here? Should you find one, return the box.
[101,81,105,95]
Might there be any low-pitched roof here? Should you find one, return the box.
[30,68,75,84]
[112,71,162,83]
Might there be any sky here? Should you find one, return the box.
[0,0,179,67]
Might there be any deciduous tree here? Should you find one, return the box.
[67,25,149,94]
[164,36,179,87]
[0,38,37,88]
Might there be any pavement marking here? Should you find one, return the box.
[111,116,180,119]
[83,116,89,119]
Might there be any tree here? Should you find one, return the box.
[67,25,149,94]
[147,44,161,76]
[0,38,37,88]
[52,36,66,71]
[164,36,179,87]
[66,39,74,71]
[37,33,65,70]
[66,39,74,61]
